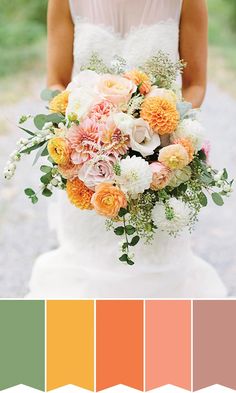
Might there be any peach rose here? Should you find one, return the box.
[158,144,189,170]
[97,74,136,106]
[47,137,71,165]
[147,86,177,105]
[58,162,81,180]
[91,182,127,218]
[149,162,172,190]
[174,138,194,163]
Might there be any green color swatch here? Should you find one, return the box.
[0,300,45,391]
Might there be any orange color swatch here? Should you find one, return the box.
[96,300,143,391]
[46,300,94,391]
[146,300,191,391]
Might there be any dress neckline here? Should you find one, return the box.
[74,16,179,40]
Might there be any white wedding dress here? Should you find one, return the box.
[26,0,227,299]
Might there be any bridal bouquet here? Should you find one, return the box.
[4,52,233,264]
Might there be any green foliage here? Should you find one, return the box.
[0,0,47,77]
[208,0,236,71]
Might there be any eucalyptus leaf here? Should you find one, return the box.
[34,114,48,130]
[125,225,136,235]
[212,192,224,206]
[127,259,135,265]
[31,195,39,204]
[222,168,228,180]
[42,188,53,197]
[114,226,125,236]
[40,172,53,185]
[200,173,213,185]
[176,101,192,118]
[20,141,45,154]
[119,254,129,262]
[48,156,55,164]
[24,188,35,197]
[32,143,48,165]
[198,192,208,207]
[46,113,64,124]
[19,126,35,136]
[129,235,140,246]
[41,146,49,157]
[40,88,60,101]
[118,207,127,217]
[40,165,52,173]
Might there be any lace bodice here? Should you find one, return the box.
[69,0,183,73]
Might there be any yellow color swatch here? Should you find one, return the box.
[47,300,94,391]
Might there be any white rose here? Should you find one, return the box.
[128,118,160,157]
[147,86,177,105]
[66,87,100,121]
[171,118,205,152]
[113,112,134,133]
[67,70,100,91]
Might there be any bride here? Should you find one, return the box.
[26,0,227,298]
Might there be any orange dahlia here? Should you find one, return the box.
[141,97,179,135]
[49,91,69,114]
[125,69,151,95]
[174,138,194,163]
[66,178,94,209]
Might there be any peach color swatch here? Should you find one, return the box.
[96,300,144,391]
[46,300,94,391]
[146,300,191,391]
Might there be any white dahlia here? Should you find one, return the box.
[170,118,205,152]
[152,197,191,234]
[116,156,152,198]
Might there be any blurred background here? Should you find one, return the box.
[0,0,235,297]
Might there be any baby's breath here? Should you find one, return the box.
[80,52,111,74]
[141,50,186,89]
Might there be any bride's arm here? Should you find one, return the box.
[179,0,208,108]
[47,0,74,90]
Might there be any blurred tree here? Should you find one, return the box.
[227,0,236,29]
[0,0,47,77]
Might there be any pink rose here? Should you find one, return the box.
[150,162,172,190]
[78,155,116,190]
[97,74,136,106]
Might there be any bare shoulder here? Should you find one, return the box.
[181,0,208,24]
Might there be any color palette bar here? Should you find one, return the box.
[146,300,191,391]
[96,300,143,391]
[193,300,236,391]
[47,300,94,391]
[0,300,236,391]
[0,300,45,391]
